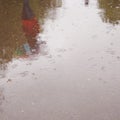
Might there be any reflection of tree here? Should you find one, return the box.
[0,0,62,66]
[98,0,120,25]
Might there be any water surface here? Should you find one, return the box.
[0,0,120,120]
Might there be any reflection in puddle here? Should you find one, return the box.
[0,0,62,79]
[14,0,44,58]
[98,0,120,25]
[0,0,62,69]
[0,0,120,120]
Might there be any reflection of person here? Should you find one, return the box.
[85,0,89,5]
[21,0,40,56]
[14,0,47,58]
[22,0,40,38]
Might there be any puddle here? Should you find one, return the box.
[0,0,120,120]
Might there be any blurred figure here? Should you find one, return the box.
[14,0,47,58]
[85,0,89,5]
[22,0,39,38]
[21,0,40,56]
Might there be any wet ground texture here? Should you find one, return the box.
[0,0,120,120]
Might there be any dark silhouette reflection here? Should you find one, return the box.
[85,0,89,5]
[98,0,120,25]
